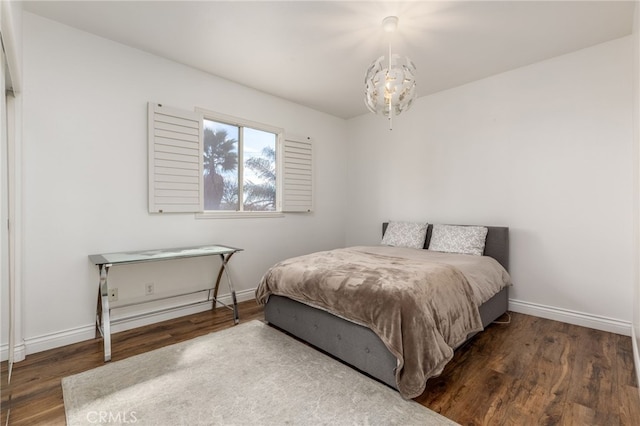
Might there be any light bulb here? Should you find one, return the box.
[382,16,399,33]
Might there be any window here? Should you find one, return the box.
[148,103,312,215]
[203,118,277,212]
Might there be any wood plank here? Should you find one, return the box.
[414,313,640,425]
[2,309,639,425]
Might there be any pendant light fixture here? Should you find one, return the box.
[364,16,417,130]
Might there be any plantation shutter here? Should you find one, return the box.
[281,136,313,212]
[148,103,204,213]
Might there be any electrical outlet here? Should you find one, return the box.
[108,288,118,302]
[145,282,155,296]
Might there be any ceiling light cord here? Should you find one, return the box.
[388,42,393,130]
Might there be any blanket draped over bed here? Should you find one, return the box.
[256,246,511,399]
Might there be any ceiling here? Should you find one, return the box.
[23,1,635,119]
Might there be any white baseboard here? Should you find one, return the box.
[5,293,633,362]
[509,298,631,336]
[3,289,257,361]
[23,323,97,358]
[0,342,25,364]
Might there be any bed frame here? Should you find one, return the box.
[264,224,509,390]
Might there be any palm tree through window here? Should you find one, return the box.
[203,119,277,211]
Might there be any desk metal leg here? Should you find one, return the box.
[222,253,239,324]
[96,264,112,362]
[212,252,239,324]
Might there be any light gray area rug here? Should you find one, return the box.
[62,320,457,425]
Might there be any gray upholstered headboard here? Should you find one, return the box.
[382,223,510,272]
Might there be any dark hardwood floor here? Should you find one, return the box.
[415,312,640,425]
[1,300,639,425]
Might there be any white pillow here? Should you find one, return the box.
[428,224,488,256]
[381,221,428,249]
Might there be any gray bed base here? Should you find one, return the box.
[264,224,510,390]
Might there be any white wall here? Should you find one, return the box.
[346,36,634,334]
[20,12,347,352]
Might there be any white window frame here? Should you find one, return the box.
[195,108,285,219]
[149,104,313,218]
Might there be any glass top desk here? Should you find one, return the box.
[89,244,242,362]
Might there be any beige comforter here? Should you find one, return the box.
[255,245,511,399]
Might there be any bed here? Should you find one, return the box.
[256,223,511,399]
